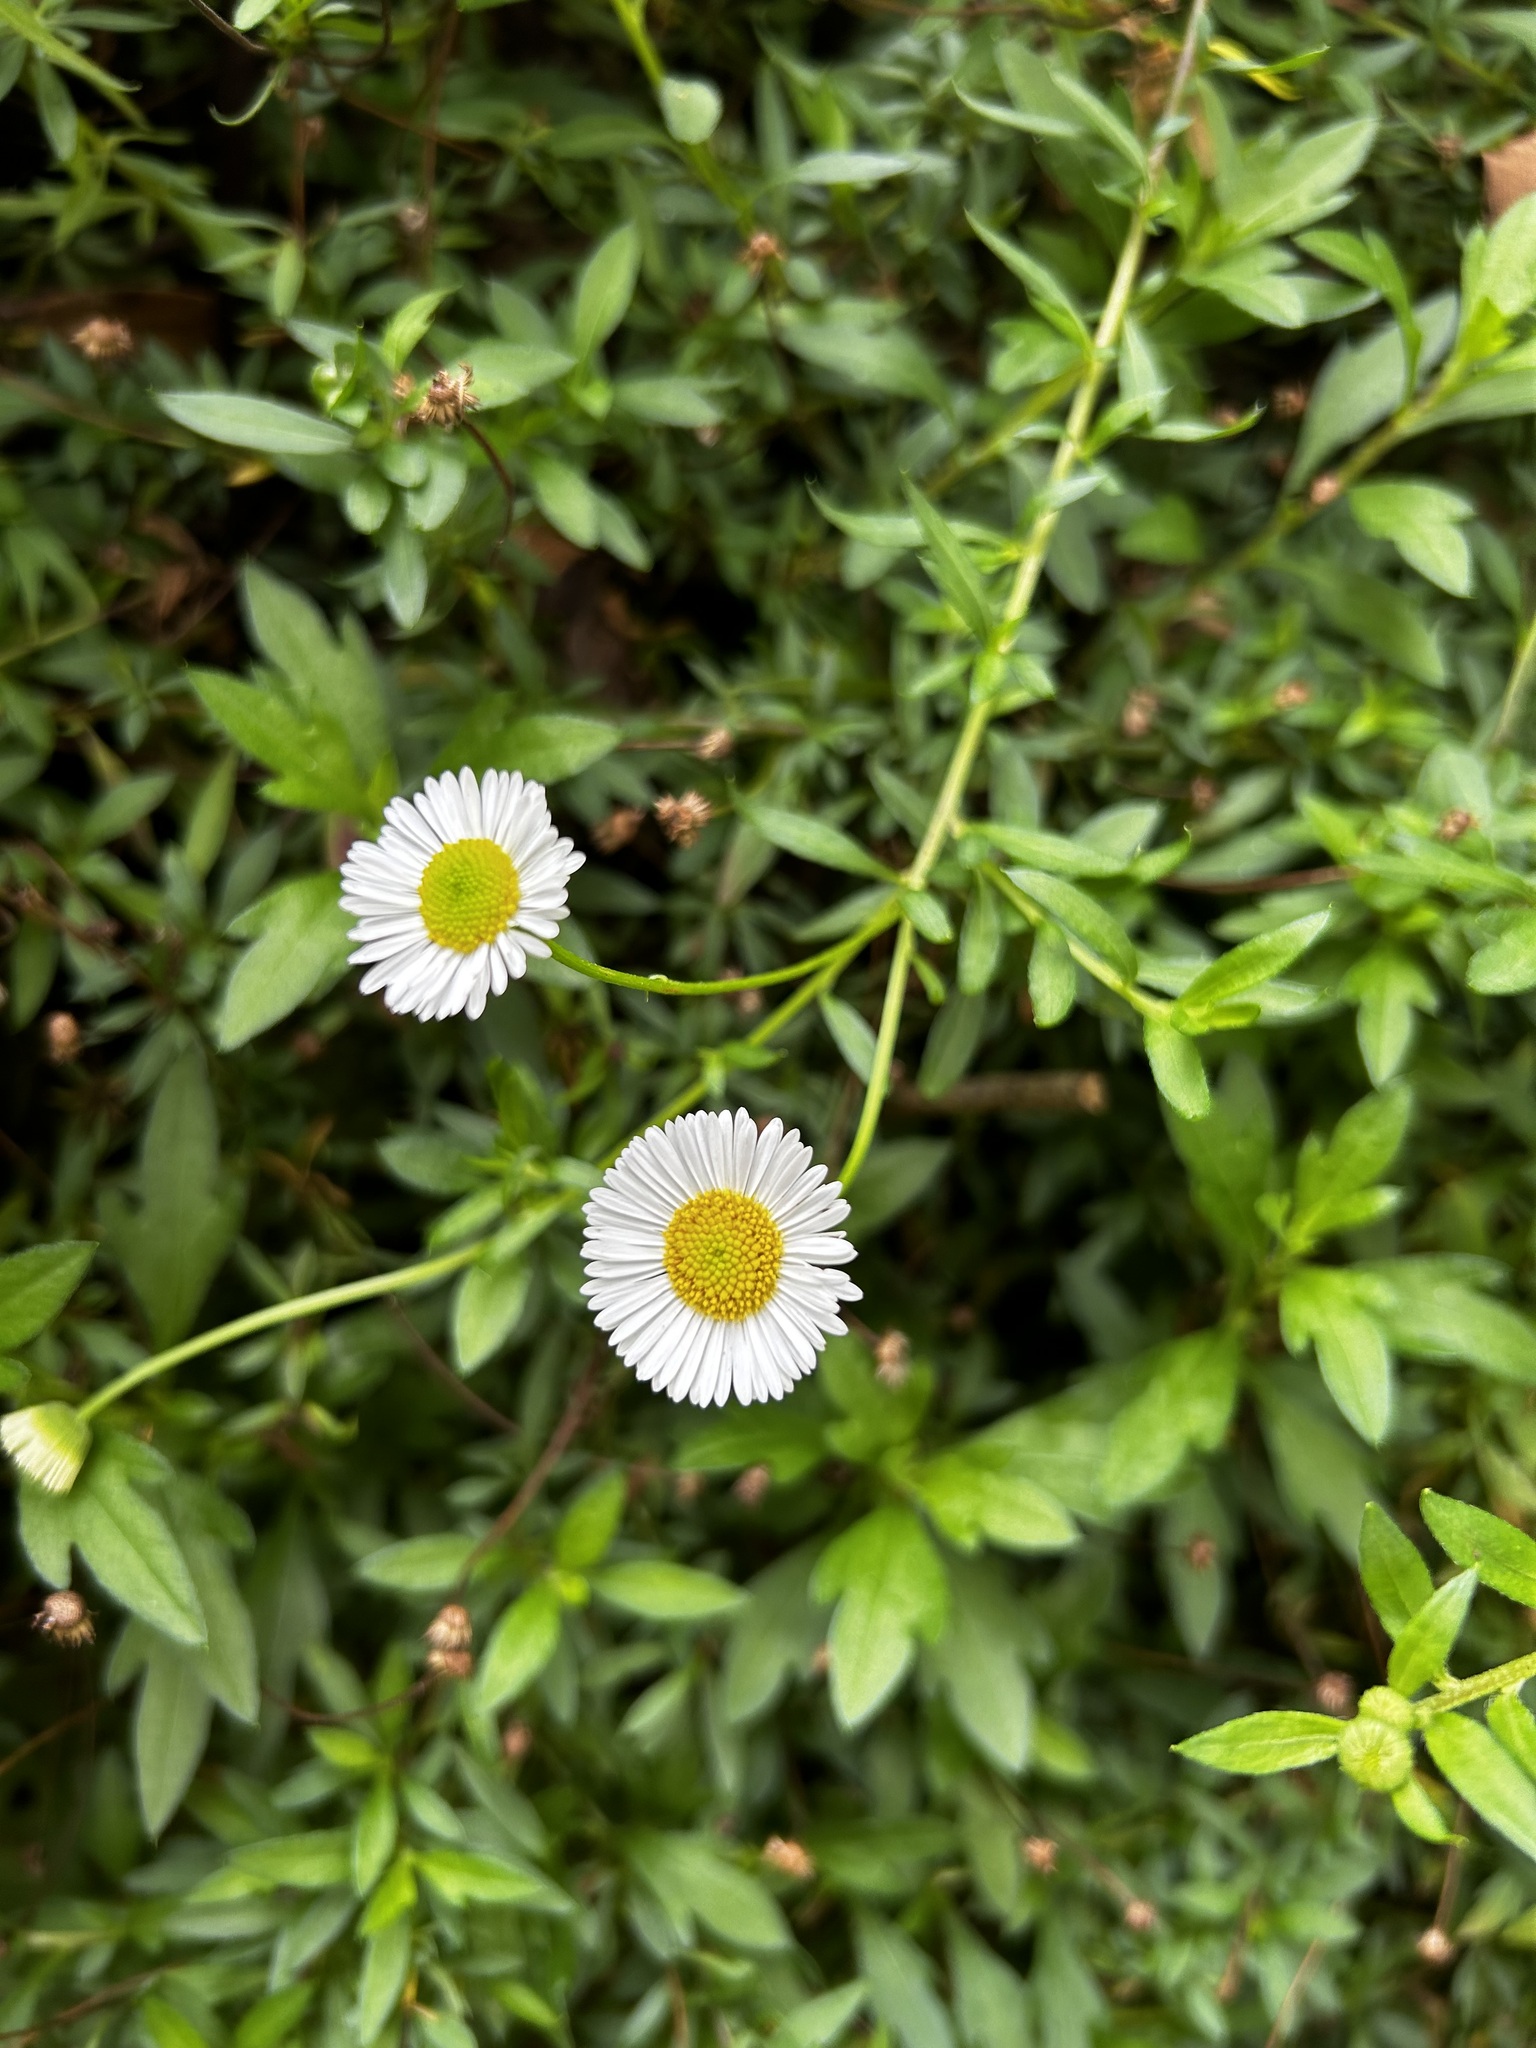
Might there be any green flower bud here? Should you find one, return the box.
[1338,1713,1414,1792]
[1357,1686,1416,1729]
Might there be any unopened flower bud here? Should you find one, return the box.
[1273,680,1311,711]
[1308,473,1342,507]
[502,1719,533,1762]
[33,1589,94,1647]
[1416,1924,1455,1966]
[1022,1835,1058,1874]
[1183,1533,1218,1572]
[425,1646,473,1681]
[1120,688,1159,740]
[761,1835,816,1881]
[412,364,477,430]
[1272,382,1308,420]
[1338,1706,1414,1792]
[1436,807,1474,842]
[1314,1671,1355,1717]
[1123,1898,1158,1933]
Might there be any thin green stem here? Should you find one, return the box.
[548,922,893,999]
[1487,608,1536,755]
[839,921,915,1187]
[607,0,749,228]
[1421,1650,1536,1720]
[983,865,1170,1019]
[76,1244,482,1423]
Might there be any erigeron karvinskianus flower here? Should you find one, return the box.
[339,767,583,1022]
[1,1403,91,1494]
[581,1108,860,1407]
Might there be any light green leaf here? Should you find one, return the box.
[555,1470,627,1571]
[1172,911,1330,1023]
[736,798,893,879]
[1469,910,1536,994]
[0,1241,96,1349]
[133,1633,213,1836]
[1350,479,1473,596]
[74,1439,206,1647]
[1280,1265,1394,1443]
[659,75,722,145]
[820,993,876,1083]
[1144,1016,1211,1121]
[1174,1710,1344,1774]
[1005,868,1137,979]
[474,1580,563,1714]
[156,392,353,456]
[1421,1489,1536,1606]
[901,478,994,642]
[218,874,351,1050]
[1386,1569,1476,1693]
[461,340,575,409]
[593,1559,746,1623]
[811,1507,949,1730]
[355,1531,476,1593]
[1425,1712,1536,1865]
[1359,1502,1434,1638]
[452,1255,531,1375]
[571,222,641,359]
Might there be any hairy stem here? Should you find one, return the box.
[549,913,895,999]
[1421,1648,1536,1719]
[1487,607,1536,755]
[839,921,915,1186]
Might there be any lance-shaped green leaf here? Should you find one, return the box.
[1359,1502,1434,1638]
[900,478,993,642]
[736,798,895,880]
[811,1506,949,1731]
[0,1240,96,1350]
[1004,868,1137,980]
[1174,1710,1344,1775]
[1421,1490,1536,1607]
[1144,1016,1210,1121]
[571,222,640,359]
[156,392,354,456]
[1172,911,1330,1026]
[593,1559,745,1622]
[1469,910,1536,995]
[474,1580,563,1715]
[1425,1712,1536,1866]
[218,874,352,1051]
[1489,1693,1536,1783]
[1386,1569,1476,1693]
[965,211,1091,348]
[1392,1774,1463,1844]
[1280,1265,1394,1443]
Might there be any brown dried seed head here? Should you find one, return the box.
[1188,774,1220,814]
[1273,680,1312,711]
[397,201,430,236]
[741,231,786,271]
[1314,1670,1355,1717]
[733,1462,772,1508]
[1183,1532,1218,1572]
[873,1328,911,1388]
[1123,1898,1159,1933]
[693,726,733,763]
[1436,807,1475,843]
[502,1719,533,1762]
[44,1012,81,1064]
[71,317,134,363]
[810,1642,831,1676]
[424,1602,473,1653]
[1485,131,1536,215]
[34,1590,94,1647]
[1120,688,1159,740]
[412,364,478,430]
[1272,381,1309,421]
[1308,472,1342,507]
[673,1469,704,1505]
[654,791,714,848]
[761,1835,816,1881]
[593,805,646,855]
[392,372,416,401]
[426,1646,474,1681]
[1416,1925,1455,1966]
[1022,1835,1058,1874]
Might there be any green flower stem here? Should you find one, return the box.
[1420,1650,1536,1720]
[607,0,749,228]
[547,928,891,999]
[75,1244,483,1424]
[838,920,915,1188]
[1487,607,1536,755]
[838,9,1209,1185]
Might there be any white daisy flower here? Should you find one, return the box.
[581,1107,861,1407]
[339,767,583,1022]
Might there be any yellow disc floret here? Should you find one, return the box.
[663,1189,783,1322]
[418,838,520,953]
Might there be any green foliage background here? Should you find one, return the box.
[11,0,1536,2041]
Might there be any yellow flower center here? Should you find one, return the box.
[418,838,520,953]
[663,1189,783,1322]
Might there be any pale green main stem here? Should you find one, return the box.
[1421,1649,1536,1719]
[1487,607,1536,755]
[838,0,1210,1188]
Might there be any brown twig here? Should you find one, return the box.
[260,1677,429,1725]
[0,1970,165,2043]
[1263,1939,1323,2048]
[891,1070,1108,1116]
[183,0,265,54]
[462,419,518,551]
[1432,1813,1467,1936]
[330,88,495,161]
[457,1351,605,1588]
[386,1297,518,1434]
[0,1700,100,1783]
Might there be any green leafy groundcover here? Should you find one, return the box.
[16,0,1536,2041]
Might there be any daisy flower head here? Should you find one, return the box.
[339,767,583,1022]
[581,1107,861,1407]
